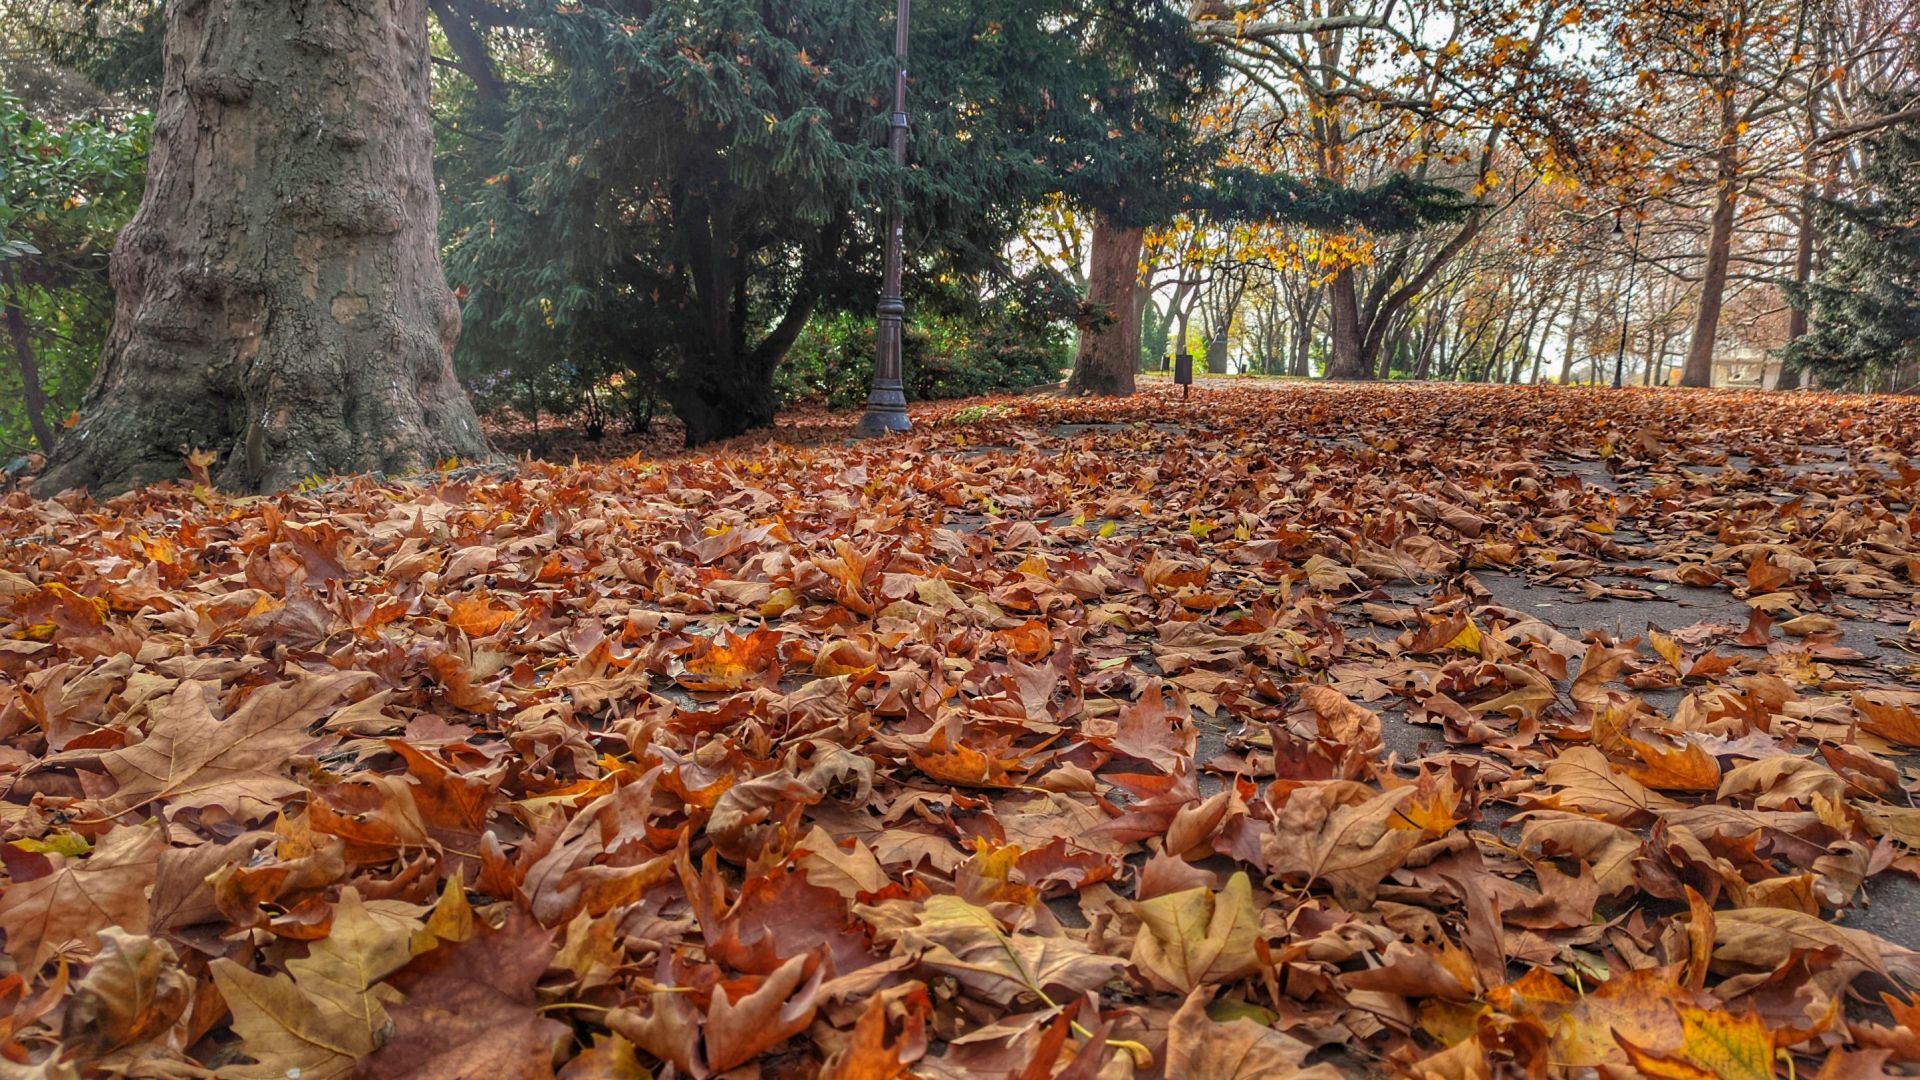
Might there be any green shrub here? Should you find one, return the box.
[776,304,1069,409]
[0,88,149,460]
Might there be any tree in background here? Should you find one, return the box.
[1784,110,1920,390]
[445,0,1217,445]
[1064,170,1469,394]
[1198,0,1606,382]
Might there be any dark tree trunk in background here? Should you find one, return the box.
[1681,173,1738,388]
[668,354,781,446]
[1325,268,1369,379]
[1778,197,1812,392]
[36,0,487,497]
[1067,215,1144,396]
[1681,99,1742,389]
[1559,273,1587,384]
[663,193,819,447]
[2,266,58,455]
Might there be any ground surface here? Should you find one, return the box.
[2,382,1920,1078]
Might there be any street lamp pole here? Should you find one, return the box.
[858,0,912,436]
[1611,207,1644,390]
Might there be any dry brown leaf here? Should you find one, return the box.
[96,672,369,816]
[895,895,1124,1007]
[0,821,163,972]
[1164,986,1339,1079]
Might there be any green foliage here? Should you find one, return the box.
[950,402,1019,424]
[0,85,149,456]
[775,303,1070,410]
[1785,110,1920,388]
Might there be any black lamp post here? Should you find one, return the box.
[857,0,912,436]
[1610,206,1644,390]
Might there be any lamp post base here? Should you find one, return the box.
[855,403,911,436]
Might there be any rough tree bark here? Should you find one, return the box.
[1680,176,1739,387]
[36,0,488,496]
[1066,215,1145,396]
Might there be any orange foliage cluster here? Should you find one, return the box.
[1,383,1919,1078]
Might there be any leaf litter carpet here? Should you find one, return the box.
[3,384,1920,1078]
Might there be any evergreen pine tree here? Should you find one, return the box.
[1785,107,1920,391]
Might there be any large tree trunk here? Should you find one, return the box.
[37,0,487,497]
[1066,215,1144,396]
[1680,182,1738,387]
[668,352,781,446]
[1325,268,1369,379]
[2,266,59,455]
[1680,105,1742,389]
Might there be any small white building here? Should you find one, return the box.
[1711,344,1785,390]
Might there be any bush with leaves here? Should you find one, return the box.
[776,302,1070,410]
[0,86,149,459]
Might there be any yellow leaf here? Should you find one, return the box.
[209,889,421,1080]
[1130,872,1264,993]
[1648,626,1686,672]
[1618,1006,1777,1080]
[426,876,475,945]
[1445,617,1483,655]
[8,831,91,858]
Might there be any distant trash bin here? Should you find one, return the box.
[1174,353,1193,400]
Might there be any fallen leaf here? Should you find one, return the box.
[1130,871,1263,992]
[0,822,163,972]
[209,888,420,1080]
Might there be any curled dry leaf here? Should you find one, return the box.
[59,929,192,1057]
